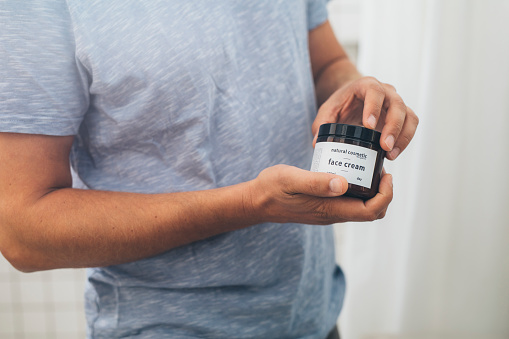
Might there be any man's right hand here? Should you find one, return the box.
[247,164,393,225]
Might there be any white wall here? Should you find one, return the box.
[0,256,86,339]
[333,1,509,339]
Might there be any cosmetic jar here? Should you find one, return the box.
[311,123,385,200]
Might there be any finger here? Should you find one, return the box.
[362,173,393,220]
[386,107,419,160]
[360,79,385,130]
[319,173,393,223]
[279,165,349,197]
[311,99,341,147]
[377,209,387,219]
[383,82,397,93]
[380,90,407,152]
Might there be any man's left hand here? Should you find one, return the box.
[312,76,419,161]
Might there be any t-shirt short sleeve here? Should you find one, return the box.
[0,1,89,136]
[307,0,329,30]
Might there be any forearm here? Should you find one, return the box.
[314,56,362,107]
[308,21,363,107]
[3,182,258,272]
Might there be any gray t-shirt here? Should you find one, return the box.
[0,1,345,338]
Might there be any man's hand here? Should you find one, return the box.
[309,21,419,161]
[312,77,419,160]
[248,165,393,225]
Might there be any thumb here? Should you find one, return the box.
[281,166,348,197]
[312,104,341,148]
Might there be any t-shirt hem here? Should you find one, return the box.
[0,117,80,136]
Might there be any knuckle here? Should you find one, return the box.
[360,76,385,94]
[272,164,289,171]
[395,97,407,109]
[368,78,385,90]
[371,83,386,96]
[364,210,379,222]
[263,165,289,186]
[383,83,397,92]
[388,96,406,112]
[276,167,291,186]
[271,164,289,176]
[257,167,270,182]
[398,133,413,148]
[362,76,378,84]
[410,111,420,126]
[391,118,404,132]
[386,190,394,204]
[314,208,330,222]
[314,203,334,223]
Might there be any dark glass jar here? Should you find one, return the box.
[311,123,386,200]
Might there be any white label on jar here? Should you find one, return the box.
[310,141,378,189]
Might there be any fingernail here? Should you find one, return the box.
[388,174,393,187]
[329,178,343,194]
[367,115,377,129]
[389,147,400,159]
[385,135,395,150]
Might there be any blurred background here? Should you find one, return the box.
[332,0,509,339]
[1,0,508,338]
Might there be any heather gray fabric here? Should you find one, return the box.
[0,1,345,338]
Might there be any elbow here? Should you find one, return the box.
[0,237,43,273]
[0,195,59,273]
[0,219,47,273]
[2,248,60,274]
[0,201,66,273]
[1,246,39,273]
[0,231,65,273]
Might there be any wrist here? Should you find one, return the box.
[315,58,362,106]
[240,178,269,225]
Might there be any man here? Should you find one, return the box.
[0,1,417,338]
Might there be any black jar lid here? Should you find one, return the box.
[318,123,381,144]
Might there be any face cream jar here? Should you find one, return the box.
[310,123,385,200]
